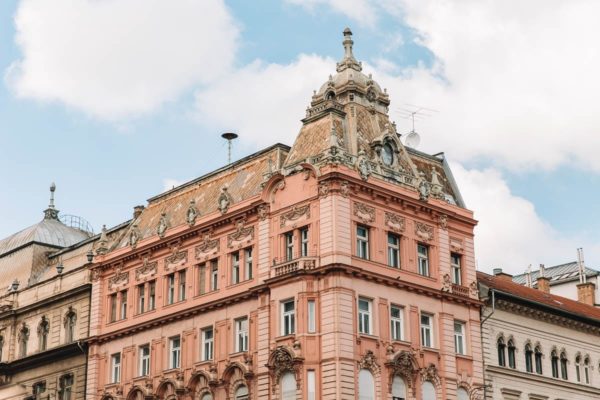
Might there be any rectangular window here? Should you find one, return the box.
[307,370,316,400]
[178,270,186,301]
[281,299,295,336]
[454,321,466,355]
[109,293,117,322]
[390,305,403,341]
[285,232,294,261]
[417,244,430,276]
[420,314,433,348]
[211,261,219,291]
[451,253,462,285]
[244,248,253,280]
[358,298,372,335]
[307,300,316,333]
[139,345,150,376]
[387,233,400,268]
[137,284,145,314]
[356,226,369,259]
[169,336,181,369]
[120,290,128,319]
[235,317,249,352]
[148,281,156,310]
[167,274,175,305]
[202,327,214,361]
[33,382,46,396]
[301,227,309,257]
[111,353,121,383]
[232,252,240,284]
[198,264,206,295]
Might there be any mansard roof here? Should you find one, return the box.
[478,271,600,324]
[512,262,599,287]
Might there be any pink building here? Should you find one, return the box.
[87,29,483,400]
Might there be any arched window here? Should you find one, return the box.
[525,343,533,373]
[59,374,74,400]
[507,339,516,369]
[576,355,582,382]
[457,387,469,400]
[551,350,559,378]
[391,376,407,400]
[534,346,543,374]
[18,325,29,358]
[281,372,296,400]
[235,385,248,400]
[358,369,375,400]
[421,381,436,400]
[200,394,213,400]
[497,337,506,367]
[584,357,591,384]
[65,311,76,343]
[560,352,568,380]
[38,317,49,351]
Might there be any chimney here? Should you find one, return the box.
[577,282,596,306]
[133,205,145,219]
[493,268,513,281]
[537,264,550,293]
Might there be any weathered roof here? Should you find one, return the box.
[478,271,600,323]
[512,262,599,286]
[0,217,91,258]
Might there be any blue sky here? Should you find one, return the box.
[1,0,599,272]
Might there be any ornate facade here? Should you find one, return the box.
[86,29,483,400]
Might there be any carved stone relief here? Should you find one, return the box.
[187,200,198,226]
[165,245,188,272]
[136,257,158,281]
[415,222,434,242]
[157,213,168,238]
[354,202,375,224]
[318,181,330,198]
[108,269,129,292]
[195,232,219,260]
[280,204,310,228]
[385,212,405,233]
[228,219,254,248]
[218,187,233,214]
[438,214,448,230]
[450,237,464,253]
[129,224,140,248]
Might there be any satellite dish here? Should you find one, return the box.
[404,130,421,148]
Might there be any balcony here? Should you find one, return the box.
[451,283,470,298]
[272,253,318,277]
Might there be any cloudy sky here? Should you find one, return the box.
[1,0,600,274]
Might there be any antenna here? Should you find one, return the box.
[221,132,238,164]
[396,104,438,149]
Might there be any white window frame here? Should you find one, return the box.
[307,370,316,400]
[285,232,294,261]
[202,327,214,361]
[420,313,433,348]
[356,226,369,259]
[301,227,309,257]
[111,353,121,383]
[244,248,253,280]
[387,233,400,268]
[148,280,156,310]
[307,300,316,333]
[451,253,462,285]
[281,299,296,336]
[169,336,181,369]
[232,252,240,284]
[390,305,403,341]
[120,290,127,319]
[211,261,219,291]
[167,274,175,305]
[235,317,249,352]
[139,345,150,376]
[417,244,429,276]
[138,283,145,314]
[454,321,466,355]
[178,270,186,301]
[358,297,372,335]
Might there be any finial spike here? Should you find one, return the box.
[43,182,59,220]
[342,27,354,60]
[49,182,56,209]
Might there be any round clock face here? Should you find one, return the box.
[382,143,394,165]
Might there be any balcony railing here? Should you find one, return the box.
[451,283,470,298]
[272,253,318,277]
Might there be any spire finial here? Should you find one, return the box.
[44,182,59,220]
[343,27,354,60]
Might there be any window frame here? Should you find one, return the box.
[244,248,253,280]
[137,283,146,314]
[202,327,214,361]
[420,313,433,348]
[235,317,249,353]
[356,225,369,260]
[450,253,462,285]
[178,269,187,301]
[307,299,316,334]
[111,353,121,383]
[387,232,400,268]
[390,305,404,341]
[231,252,241,284]
[148,280,156,310]
[169,336,181,369]
[281,299,296,336]
[300,227,309,257]
[417,243,430,276]
[139,344,150,376]
[358,297,372,335]
[120,290,128,319]
[453,321,466,355]
[285,231,294,261]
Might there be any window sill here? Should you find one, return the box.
[194,289,220,299]
[134,309,157,318]
[226,279,254,289]
[163,299,187,309]
[455,353,472,360]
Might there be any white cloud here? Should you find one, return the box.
[163,178,185,192]
[451,163,600,274]
[286,0,378,27]
[6,0,238,120]
[194,54,334,147]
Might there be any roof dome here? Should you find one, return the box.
[316,28,384,98]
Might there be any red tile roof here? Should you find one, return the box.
[477,271,600,323]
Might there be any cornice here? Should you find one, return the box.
[0,342,86,373]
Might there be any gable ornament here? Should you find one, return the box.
[218,187,233,214]
[186,199,198,226]
[157,212,168,238]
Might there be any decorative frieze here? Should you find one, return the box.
[280,204,310,228]
[450,237,464,253]
[228,219,254,249]
[354,202,375,224]
[318,181,330,198]
[136,257,157,281]
[385,212,405,233]
[258,204,270,221]
[108,267,129,292]
[415,222,434,242]
[165,245,188,272]
[195,232,219,260]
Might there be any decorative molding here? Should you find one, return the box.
[318,181,330,198]
[258,204,270,221]
[354,202,375,224]
[165,244,188,272]
[227,219,254,249]
[340,180,350,197]
[450,237,464,253]
[267,346,303,394]
[386,350,418,394]
[438,214,448,230]
[136,256,158,281]
[195,232,219,260]
[108,268,129,292]
[280,204,310,228]
[385,212,405,233]
[415,222,434,242]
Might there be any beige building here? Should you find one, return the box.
[0,185,97,400]
[479,270,600,400]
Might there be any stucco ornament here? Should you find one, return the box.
[420,363,441,388]
[228,219,254,248]
[385,212,405,233]
[418,172,431,201]
[258,204,269,221]
[157,212,168,238]
[318,181,330,198]
[470,281,479,297]
[218,187,233,214]
[136,256,157,280]
[358,350,380,373]
[386,350,418,394]
[354,202,375,224]
[340,180,350,197]
[356,150,372,180]
[186,199,198,226]
[280,204,311,228]
[438,214,448,230]
[430,168,445,199]
[415,222,434,242]
[442,273,452,292]
[129,224,140,248]
[96,224,109,255]
[267,347,303,394]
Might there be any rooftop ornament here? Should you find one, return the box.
[43,182,59,220]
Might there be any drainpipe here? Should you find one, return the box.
[480,289,495,400]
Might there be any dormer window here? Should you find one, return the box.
[382,142,394,166]
[325,91,336,101]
